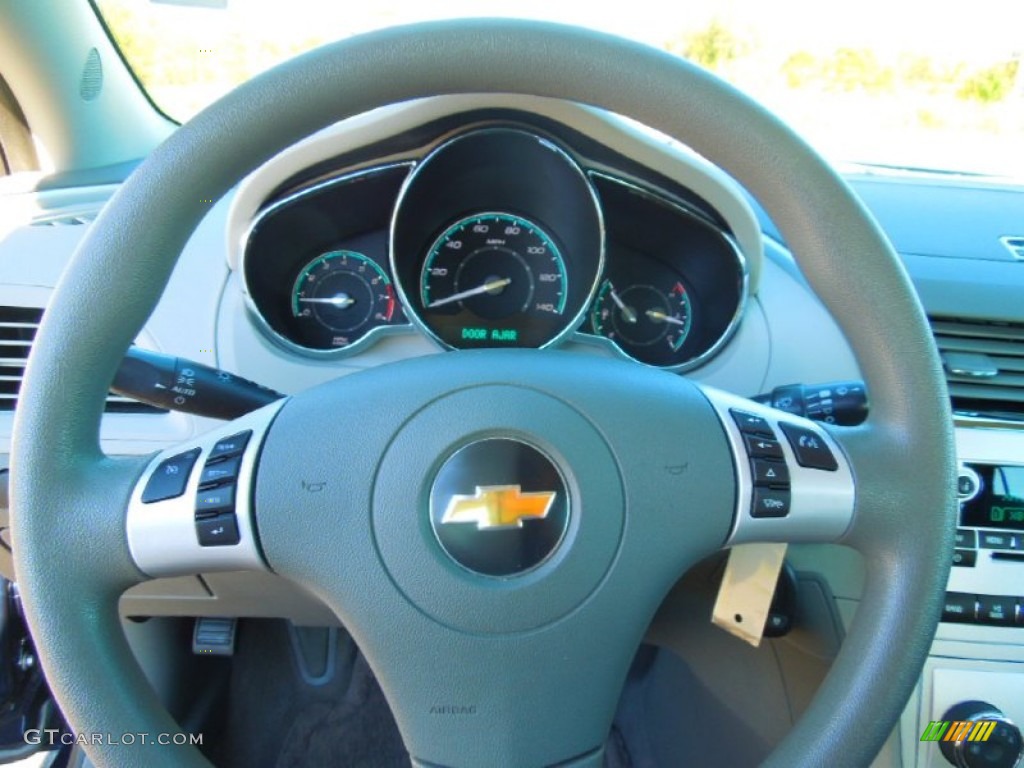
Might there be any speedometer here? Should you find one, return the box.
[419,213,568,348]
[390,128,604,353]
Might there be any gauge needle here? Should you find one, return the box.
[427,277,511,309]
[299,295,355,308]
[646,309,686,326]
[609,288,637,324]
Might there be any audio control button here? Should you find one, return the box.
[941,593,977,623]
[957,465,981,502]
[954,528,977,548]
[980,531,1014,550]
[978,596,1015,626]
[952,549,976,567]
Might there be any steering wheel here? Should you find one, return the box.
[11,19,955,768]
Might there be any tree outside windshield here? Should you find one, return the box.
[96,0,1024,178]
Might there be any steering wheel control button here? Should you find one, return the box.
[751,488,791,518]
[199,456,241,488]
[730,409,774,437]
[743,435,784,460]
[195,485,236,519]
[208,430,252,462]
[955,528,978,548]
[751,458,790,488]
[778,423,838,471]
[941,593,978,623]
[952,549,977,567]
[141,448,201,503]
[429,439,569,577]
[195,513,240,547]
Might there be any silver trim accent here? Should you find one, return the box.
[955,415,1024,431]
[574,172,749,373]
[239,163,417,360]
[702,387,856,545]
[126,399,286,577]
[1000,235,1024,261]
[389,127,606,353]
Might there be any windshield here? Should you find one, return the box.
[95,0,1024,179]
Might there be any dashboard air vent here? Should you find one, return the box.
[1001,236,1024,261]
[931,316,1024,421]
[0,306,165,414]
[30,211,97,227]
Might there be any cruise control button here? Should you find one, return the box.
[952,549,976,567]
[954,528,977,548]
[199,456,241,487]
[751,458,790,487]
[980,531,1014,550]
[751,488,791,518]
[779,423,838,471]
[978,595,1015,626]
[195,485,235,518]
[142,448,201,503]
[208,431,251,462]
[743,435,784,460]
[941,593,977,623]
[196,514,240,547]
[730,410,774,437]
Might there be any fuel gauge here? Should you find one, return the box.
[591,278,692,367]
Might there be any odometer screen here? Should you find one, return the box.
[960,464,1024,530]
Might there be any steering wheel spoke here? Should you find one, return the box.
[126,400,285,578]
[701,387,856,546]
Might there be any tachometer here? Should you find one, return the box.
[418,213,569,348]
[291,250,396,348]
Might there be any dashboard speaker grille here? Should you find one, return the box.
[79,48,103,102]
[931,316,1024,421]
[0,306,165,414]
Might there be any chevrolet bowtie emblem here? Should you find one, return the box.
[441,485,557,530]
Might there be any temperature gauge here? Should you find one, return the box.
[591,278,693,367]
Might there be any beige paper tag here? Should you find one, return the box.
[711,543,788,647]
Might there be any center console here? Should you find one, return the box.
[914,424,1024,768]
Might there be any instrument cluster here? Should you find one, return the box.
[242,126,746,371]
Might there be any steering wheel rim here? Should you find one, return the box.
[11,18,955,768]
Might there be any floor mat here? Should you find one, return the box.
[215,618,630,767]
[274,653,407,768]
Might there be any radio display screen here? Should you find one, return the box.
[960,464,1024,530]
